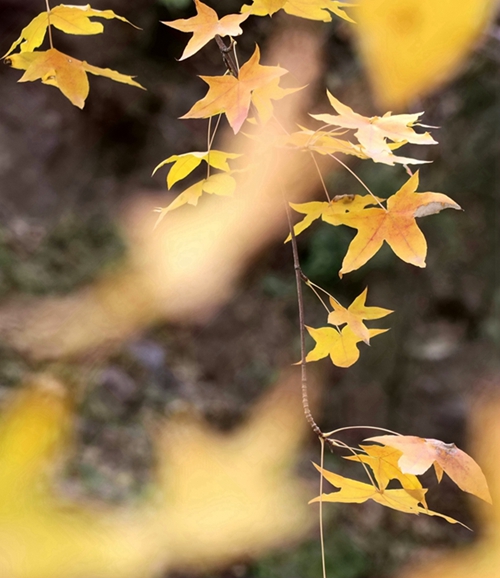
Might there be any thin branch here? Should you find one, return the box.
[328,153,387,211]
[284,196,323,438]
[324,425,402,437]
[45,0,53,49]
[206,117,212,179]
[319,438,327,578]
[328,437,378,489]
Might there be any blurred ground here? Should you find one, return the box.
[0,1,499,577]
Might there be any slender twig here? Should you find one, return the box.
[206,117,212,179]
[45,0,54,49]
[319,438,327,578]
[324,425,402,437]
[305,281,331,314]
[328,153,387,211]
[310,152,331,202]
[284,197,323,438]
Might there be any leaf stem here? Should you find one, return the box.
[310,152,331,202]
[328,154,387,211]
[45,0,54,49]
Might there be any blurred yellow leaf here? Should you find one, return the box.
[353,0,497,108]
[0,374,311,577]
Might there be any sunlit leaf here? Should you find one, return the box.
[7,48,144,108]
[311,91,437,165]
[163,0,248,60]
[367,435,492,503]
[3,4,139,59]
[241,0,355,23]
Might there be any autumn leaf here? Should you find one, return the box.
[241,0,355,23]
[286,194,379,241]
[154,173,236,224]
[305,325,388,368]
[6,48,144,108]
[181,45,289,133]
[344,444,426,504]
[251,78,304,124]
[339,171,461,276]
[163,0,248,61]
[152,150,240,189]
[286,128,367,158]
[328,287,392,344]
[367,435,492,504]
[3,4,139,59]
[352,0,497,108]
[310,464,466,526]
[311,91,437,165]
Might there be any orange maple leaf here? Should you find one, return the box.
[181,45,288,133]
[367,435,492,504]
[163,0,248,61]
[311,91,438,165]
[338,172,461,275]
[328,287,392,344]
[6,48,144,108]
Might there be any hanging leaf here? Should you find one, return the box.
[163,0,248,60]
[3,4,139,59]
[6,48,144,108]
[241,0,355,23]
[180,45,290,133]
[152,150,240,189]
[311,91,437,165]
[311,464,467,526]
[328,287,392,344]
[344,444,426,504]
[286,194,379,241]
[338,172,461,275]
[154,173,236,224]
[305,325,388,368]
[366,435,492,504]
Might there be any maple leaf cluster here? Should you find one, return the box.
[313,433,491,524]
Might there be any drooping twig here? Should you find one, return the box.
[45,0,54,49]
[284,199,323,438]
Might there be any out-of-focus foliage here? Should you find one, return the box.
[353,0,498,108]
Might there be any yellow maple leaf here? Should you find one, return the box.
[311,91,438,165]
[310,464,465,526]
[328,287,392,344]
[241,0,355,23]
[286,128,367,158]
[286,194,379,241]
[352,0,498,108]
[344,444,426,504]
[338,172,461,276]
[3,4,139,59]
[152,150,240,189]
[154,173,236,224]
[163,0,248,60]
[181,45,289,134]
[6,48,144,108]
[305,325,388,368]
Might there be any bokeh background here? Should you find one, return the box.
[0,1,499,577]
